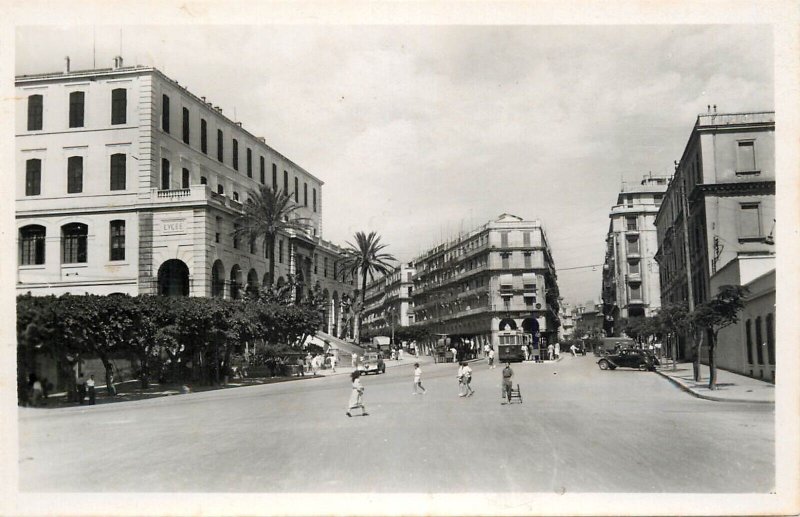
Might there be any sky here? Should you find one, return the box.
[15,24,774,306]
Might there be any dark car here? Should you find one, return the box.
[597,348,659,371]
[358,352,386,374]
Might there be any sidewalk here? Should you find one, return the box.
[655,361,774,404]
[309,353,436,378]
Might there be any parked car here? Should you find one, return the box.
[597,348,659,371]
[358,352,386,375]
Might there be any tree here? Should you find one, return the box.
[234,186,311,288]
[339,231,396,342]
[654,302,690,371]
[691,285,748,390]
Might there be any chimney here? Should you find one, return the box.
[707,104,711,113]
[113,56,123,69]
[235,122,242,127]
[201,96,206,102]
[257,137,265,143]
[64,56,71,74]
[713,104,717,113]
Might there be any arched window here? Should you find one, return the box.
[745,319,753,364]
[755,316,764,365]
[110,154,126,191]
[211,260,225,298]
[62,223,88,264]
[19,225,46,265]
[766,313,775,365]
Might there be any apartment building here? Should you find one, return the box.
[360,263,416,337]
[654,109,775,361]
[15,57,354,333]
[411,214,560,351]
[601,175,669,335]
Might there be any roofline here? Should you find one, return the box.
[16,65,325,186]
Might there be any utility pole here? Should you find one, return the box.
[680,175,697,379]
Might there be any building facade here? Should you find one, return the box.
[411,214,560,351]
[654,110,775,360]
[601,175,669,334]
[15,58,355,334]
[360,263,417,339]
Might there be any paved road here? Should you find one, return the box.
[18,354,774,493]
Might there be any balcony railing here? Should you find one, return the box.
[149,185,246,212]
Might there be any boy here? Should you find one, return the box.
[413,363,426,394]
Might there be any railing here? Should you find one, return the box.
[156,188,191,198]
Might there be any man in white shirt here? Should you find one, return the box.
[457,363,466,396]
[413,363,426,394]
[488,348,495,368]
[462,362,474,397]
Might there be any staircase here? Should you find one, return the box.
[315,330,365,356]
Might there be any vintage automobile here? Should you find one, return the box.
[358,352,386,375]
[597,348,659,371]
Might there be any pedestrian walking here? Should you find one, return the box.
[413,363,427,394]
[523,344,529,361]
[398,347,404,361]
[462,362,475,397]
[31,377,43,407]
[570,343,578,357]
[305,352,313,374]
[483,343,490,358]
[296,356,305,377]
[107,369,117,396]
[391,348,397,361]
[555,342,561,359]
[488,348,495,369]
[450,346,458,363]
[547,343,555,361]
[86,374,96,405]
[457,363,466,397]
[346,371,368,417]
[329,353,337,373]
[501,363,514,404]
[312,354,322,376]
[76,373,87,404]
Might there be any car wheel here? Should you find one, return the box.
[638,363,648,371]
[598,360,610,370]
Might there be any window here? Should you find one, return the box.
[200,176,207,185]
[217,129,224,162]
[626,235,640,255]
[201,119,208,154]
[25,159,42,196]
[69,91,85,128]
[523,231,531,246]
[304,182,308,206]
[249,236,256,255]
[500,232,509,247]
[628,260,640,275]
[739,204,762,238]
[629,283,642,300]
[745,320,753,364]
[62,223,88,264]
[161,95,170,133]
[626,195,633,208]
[260,156,265,184]
[654,194,664,206]
[233,223,241,249]
[294,177,299,202]
[233,192,239,201]
[215,217,221,243]
[501,252,510,269]
[324,257,328,277]
[19,225,46,265]
[109,220,125,261]
[523,251,532,268]
[314,254,318,274]
[626,216,637,231]
[110,154,126,191]
[67,156,83,193]
[111,89,126,125]
[232,139,239,170]
[755,316,764,364]
[766,313,775,366]
[283,170,288,192]
[736,141,756,172]
[272,164,278,188]
[182,107,190,144]
[278,240,284,263]
[313,188,317,212]
[181,168,190,189]
[217,184,224,195]
[247,148,252,178]
[161,159,170,190]
[27,94,43,130]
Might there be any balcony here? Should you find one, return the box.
[147,185,244,212]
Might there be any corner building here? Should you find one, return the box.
[15,58,355,333]
[411,214,560,351]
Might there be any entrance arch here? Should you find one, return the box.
[157,259,190,297]
[211,260,225,298]
[246,269,259,298]
[498,318,517,331]
[230,265,242,300]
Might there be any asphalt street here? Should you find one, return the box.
[18,354,774,493]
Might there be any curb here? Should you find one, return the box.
[655,370,774,404]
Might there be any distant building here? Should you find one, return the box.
[411,214,561,352]
[654,110,775,359]
[601,175,669,335]
[574,302,604,338]
[558,301,576,341]
[360,263,416,339]
[15,58,355,334]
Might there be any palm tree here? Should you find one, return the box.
[234,186,311,289]
[340,231,396,342]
